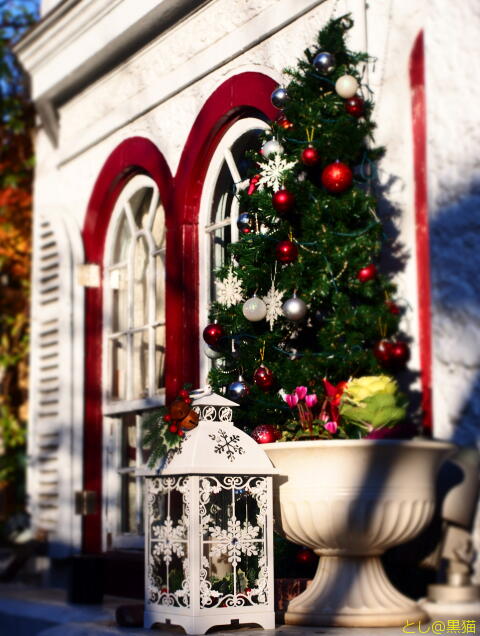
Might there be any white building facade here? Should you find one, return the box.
[16,0,480,583]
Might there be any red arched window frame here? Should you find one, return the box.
[82,137,173,553]
[172,72,278,393]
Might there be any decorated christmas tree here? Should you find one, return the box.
[203,15,410,441]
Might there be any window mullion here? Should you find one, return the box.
[224,147,242,184]
[205,218,231,233]
[230,195,240,244]
[126,223,135,401]
[135,414,143,533]
[148,188,160,227]
[148,247,156,397]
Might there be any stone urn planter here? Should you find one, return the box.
[263,439,454,627]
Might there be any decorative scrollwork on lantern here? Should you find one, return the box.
[202,405,216,421]
[219,406,233,422]
[198,475,269,609]
[148,475,191,608]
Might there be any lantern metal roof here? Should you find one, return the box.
[142,390,276,476]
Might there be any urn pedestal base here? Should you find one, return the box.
[264,439,454,628]
[285,555,427,627]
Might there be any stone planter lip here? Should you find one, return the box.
[262,438,455,451]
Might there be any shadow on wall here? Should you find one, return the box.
[430,185,480,446]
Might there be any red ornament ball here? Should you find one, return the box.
[251,424,278,444]
[164,414,172,422]
[345,95,365,117]
[301,146,320,167]
[168,423,178,433]
[278,115,294,130]
[373,340,393,365]
[203,323,224,346]
[357,264,377,283]
[321,161,353,193]
[386,300,401,315]
[276,240,298,264]
[272,189,295,214]
[296,547,317,566]
[389,341,410,368]
[178,389,189,399]
[253,365,275,391]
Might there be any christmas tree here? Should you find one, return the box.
[204,15,410,441]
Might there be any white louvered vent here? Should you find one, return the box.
[28,214,84,556]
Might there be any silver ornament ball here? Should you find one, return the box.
[282,294,307,321]
[313,51,336,75]
[271,86,289,109]
[203,343,223,360]
[237,212,254,234]
[228,378,250,401]
[261,139,284,157]
[242,295,267,322]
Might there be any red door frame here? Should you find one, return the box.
[81,72,277,553]
[410,31,433,435]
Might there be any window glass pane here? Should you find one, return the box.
[155,325,166,391]
[110,336,127,400]
[151,203,166,249]
[230,130,263,177]
[133,236,149,328]
[112,212,131,263]
[132,329,149,399]
[210,161,234,225]
[110,266,128,333]
[130,187,153,231]
[120,414,137,533]
[210,226,230,301]
[155,253,165,323]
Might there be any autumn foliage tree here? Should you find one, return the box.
[0,0,36,489]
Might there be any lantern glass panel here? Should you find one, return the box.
[199,475,269,609]
[148,476,190,609]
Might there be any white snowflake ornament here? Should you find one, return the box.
[208,516,260,566]
[263,283,285,330]
[215,267,244,307]
[257,154,297,192]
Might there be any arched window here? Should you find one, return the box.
[103,174,166,546]
[199,117,269,383]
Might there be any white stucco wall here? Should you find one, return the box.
[426,0,480,580]
[41,0,62,16]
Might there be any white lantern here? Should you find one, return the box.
[142,391,276,634]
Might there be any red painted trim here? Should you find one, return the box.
[410,31,432,435]
[82,137,173,553]
[172,72,278,392]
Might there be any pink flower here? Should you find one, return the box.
[295,386,308,400]
[284,393,299,408]
[324,421,338,434]
[305,394,317,408]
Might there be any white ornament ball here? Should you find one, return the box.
[203,343,223,360]
[242,295,267,322]
[261,139,284,157]
[335,75,359,99]
[282,294,307,321]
